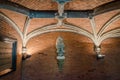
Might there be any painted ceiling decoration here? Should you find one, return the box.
[0,0,120,59]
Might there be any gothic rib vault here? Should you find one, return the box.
[0,0,120,57]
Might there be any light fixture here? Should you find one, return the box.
[22,47,31,60]
[97,54,105,60]
[94,45,105,60]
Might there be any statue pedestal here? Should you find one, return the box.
[57,56,65,71]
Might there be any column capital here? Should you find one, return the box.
[22,47,31,60]
[22,47,27,54]
[94,45,101,53]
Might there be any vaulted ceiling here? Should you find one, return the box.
[0,0,120,54]
[10,0,113,10]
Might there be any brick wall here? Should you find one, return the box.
[23,32,120,80]
[0,21,22,80]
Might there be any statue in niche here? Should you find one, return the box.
[56,36,65,71]
[56,36,65,56]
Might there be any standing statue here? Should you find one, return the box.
[56,36,65,56]
[56,36,65,71]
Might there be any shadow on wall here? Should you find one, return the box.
[22,38,120,80]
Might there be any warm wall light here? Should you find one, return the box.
[22,47,31,60]
[94,45,105,60]
[97,54,105,60]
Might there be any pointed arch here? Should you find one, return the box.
[99,28,120,44]
[98,13,120,37]
[63,23,94,41]
[0,12,23,40]
[24,23,94,46]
